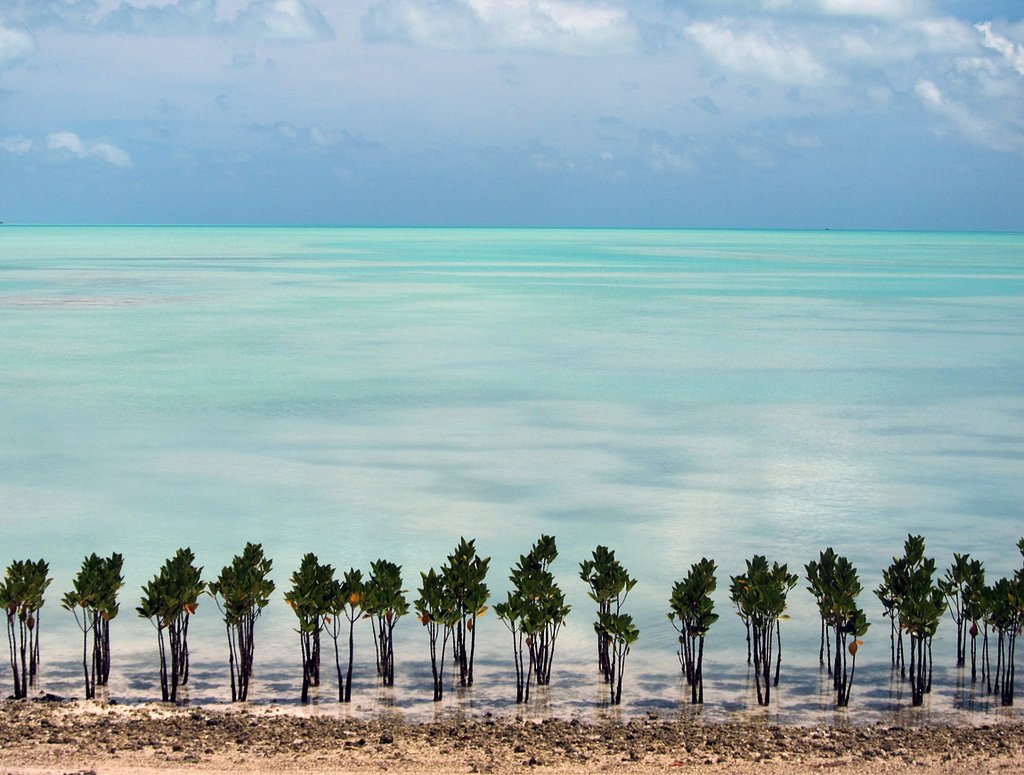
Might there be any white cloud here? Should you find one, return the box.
[815,0,921,20]
[46,131,133,167]
[1,135,34,154]
[363,0,644,56]
[976,21,1024,77]
[233,0,332,41]
[272,121,335,145]
[0,21,34,67]
[914,78,942,107]
[914,79,1023,153]
[260,122,382,152]
[100,0,220,35]
[685,20,827,85]
[909,17,981,55]
[690,0,923,21]
[96,0,330,40]
[824,17,983,71]
[647,142,691,172]
[1,0,101,28]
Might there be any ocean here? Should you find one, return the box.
[1,226,1022,722]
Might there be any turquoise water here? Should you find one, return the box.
[1,226,1022,722]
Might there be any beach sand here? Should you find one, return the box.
[1,701,1022,774]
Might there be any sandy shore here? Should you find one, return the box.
[1,701,1022,774]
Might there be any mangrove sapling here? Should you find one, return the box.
[986,538,1023,706]
[208,543,275,702]
[890,535,946,706]
[834,609,870,708]
[960,561,988,684]
[513,535,570,687]
[668,557,718,704]
[0,559,52,699]
[729,575,753,665]
[363,559,409,687]
[595,611,640,705]
[326,568,364,703]
[415,568,460,702]
[873,574,902,674]
[940,553,984,669]
[94,553,123,687]
[494,535,572,703]
[442,538,490,687]
[805,548,838,669]
[494,591,532,702]
[579,546,636,682]
[284,553,335,703]
[987,577,1020,705]
[730,556,797,706]
[61,552,125,700]
[136,548,206,703]
[809,550,870,707]
[981,583,1001,693]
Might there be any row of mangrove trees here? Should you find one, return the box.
[1,535,1020,709]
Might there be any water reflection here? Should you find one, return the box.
[17,650,1021,727]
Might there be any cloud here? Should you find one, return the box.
[1,135,34,154]
[647,141,692,172]
[0,21,34,67]
[257,122,382,151]
[685,20,827,85]
[232,0,332,41]
[914,79,1023,153]
[3,130,133,168]
[100,0,219,35]
[814,0,922,20]
[682,0,924,21]
[1,0,100,28]
[976,21,1024,77]
[46,131,133,167]
[92,0,331,40]
[363,0,644,56]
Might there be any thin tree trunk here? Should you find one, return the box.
[345,618,355,703]
[82,623,92,700]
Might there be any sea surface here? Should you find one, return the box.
[0,226,1022,724]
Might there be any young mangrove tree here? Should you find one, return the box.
[442,538,490,687]
[284,553,334,703]
[494,535,571,703]
[730,555,797,706]
[806,549,870,707]
[579,545,637,683]
[209,542,275,702]
[1,559,52,699]
[326,567,364,703]
[136,548,205,703]
[415,567,460,702]
[668,557,718,704]
[890,535,946,706]
[61,552,124,699]
[364,559,408,687]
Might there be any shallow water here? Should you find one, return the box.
[0,226,1022,723]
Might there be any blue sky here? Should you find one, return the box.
[0,0,1021,228]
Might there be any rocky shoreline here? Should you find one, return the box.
[0,701,1022,774]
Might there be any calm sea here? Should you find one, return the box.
[1,226,1022,722]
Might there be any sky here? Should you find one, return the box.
[0,0,1022,229]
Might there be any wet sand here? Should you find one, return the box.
[1,701,1022,774]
